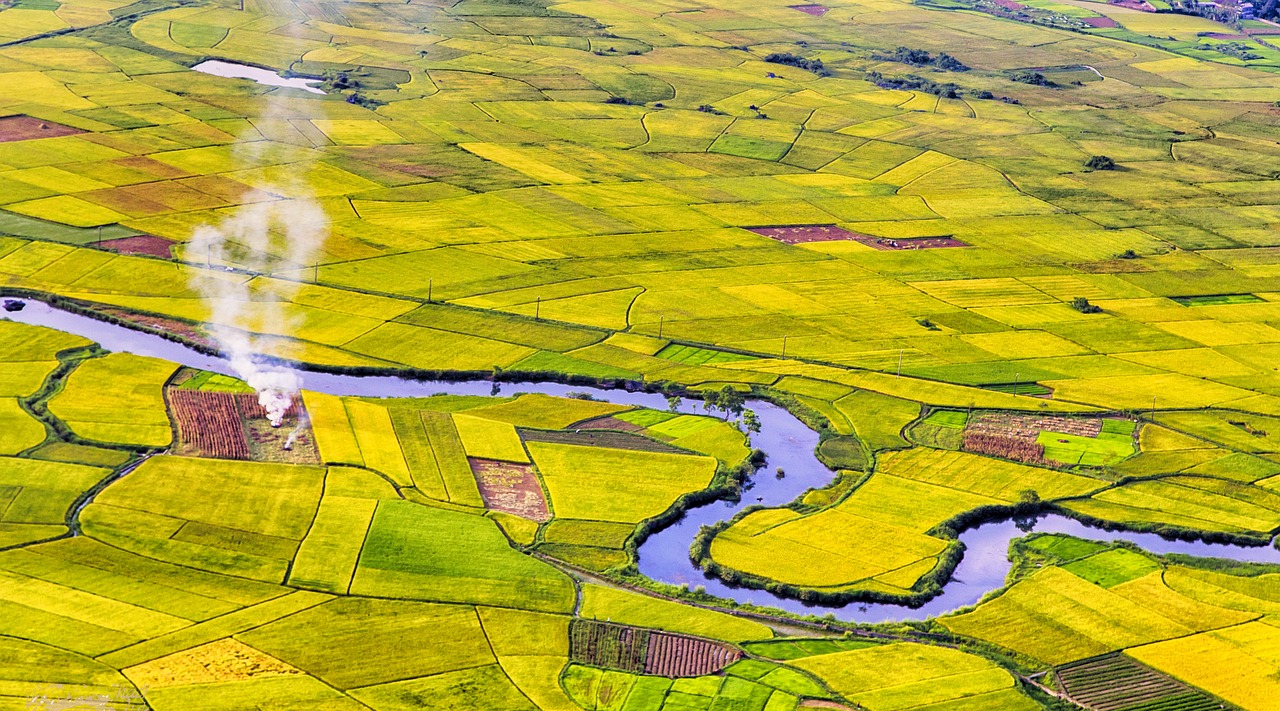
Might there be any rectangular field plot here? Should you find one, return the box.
[0,116,83,142]
[1054,653,1221,711]
[470,458,549,523]
[746,224,967,250]
[1127,620,1280,711]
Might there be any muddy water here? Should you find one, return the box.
[5,298,1279,623]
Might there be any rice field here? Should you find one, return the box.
[1,0,1280,705]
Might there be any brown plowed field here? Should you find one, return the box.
[0,115,83,142]
[470,458,550,522]
[644,632,741,677]
[169,389,251,460]
[97,235,176,258]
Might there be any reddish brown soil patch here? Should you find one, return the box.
[470,458,550,522]
[574,416,645,433]
[168,388,317,464]
[644,632,741,677]
[800,702,853,710]
[1110,0,1154,9]
[1082,16,1118,27]
[97,235,175,258]
[1245,26,1280,35]
[747,224,864,245]
[0,115,83,143]
[748,225,967,250]
[991,0,1028,10]
[868,236,968,250]
[170,389,250,460]
[963,413,1104,467]
[969,412,1102,439]
[521,427,686,454]
[789,3,830,15]
[96,308,215,350]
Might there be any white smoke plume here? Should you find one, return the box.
[189,196,328,427]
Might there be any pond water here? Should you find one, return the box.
[192,60,326,95]
[5,298,1278,623]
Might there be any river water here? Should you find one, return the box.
[4,298,1278,623]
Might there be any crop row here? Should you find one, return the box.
[570,620,650,673]
[963,431,1047,466]
[643,632,741,677]
[1055,654,1221,711]
[168,388,250,460]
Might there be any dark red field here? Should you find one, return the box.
[97,235,175,258]
[789,3,830,15]
[0,115,83,142]
[470,458,550,522]
[991,0,1028,11]
[1081,16,1118,27]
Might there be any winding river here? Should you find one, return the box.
[5,298,1280,623]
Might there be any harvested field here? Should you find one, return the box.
[969,413,1103,439]
[168,388,318,464]
[169,388,250,460]
[96,235,175,258]
[747,225,966,250]
[574,416,645,433]
[469,457,550,522]
[747,225,866,245]
[869,236,968,250]
[519,427,686,454]
[789,3,830,15]
[964,431,1047,466]
[0,115,82,142]
[569,620,741,677]
[1082,17,1119,27]
[644,632,741,677]
[1054,653,1219,711]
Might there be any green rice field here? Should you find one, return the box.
[0,0,1278,705]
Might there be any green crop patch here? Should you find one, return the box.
[1171,294,1265,307]
[351,500,574,612]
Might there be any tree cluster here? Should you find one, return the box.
[763,52,832,76]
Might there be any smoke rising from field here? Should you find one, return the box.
[190,199,328,426]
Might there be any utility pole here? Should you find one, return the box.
[535,296,541,321]
[427,279,432,303]
[782,335,787,357]
[1151,396,1157,421]
[658,315,663,338]
[897,349,903,377]
[1013,372,1020,396]
[313,262,318,284]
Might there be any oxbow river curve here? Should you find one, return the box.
[5,298,1280,623]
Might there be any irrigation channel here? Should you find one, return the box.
[6,298,1280,623]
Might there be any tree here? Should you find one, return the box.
[1070,296,1102,314]
[742,409,761,434]
[717,385,745,420]
[1084,155,1115,171]
[666,394,682,412]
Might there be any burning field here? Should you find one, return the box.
[168,381,319,464]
